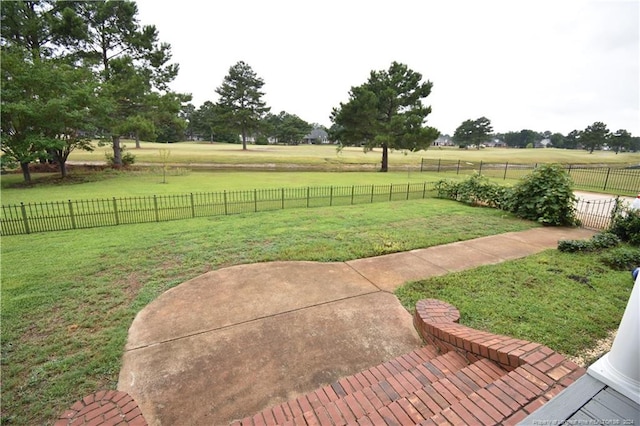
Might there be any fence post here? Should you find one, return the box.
[351,185,355,204]
[371,184,375,203]
[330,186,333,206]
[307,187,310,208]
[423,182,427,199]
[603,168,611,191]
[406,183,410,200]
[223,191,228,215]
[503,162,508,180]
[281,188,285,209]
[437,158,441,173]
[113,198,120,225]
[190,193,196,218]
[68,200,77,229]
[153,195,159,222]
[254,189,258,212]
[456,159,461,175]
[20,202,30,234]
[389,184,393,201]
[479,160,483,175]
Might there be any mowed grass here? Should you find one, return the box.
[0,170,439,205]
[1,199,536,424]
[395,249,634,359]
[68,141,640,166]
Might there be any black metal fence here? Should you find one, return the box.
[575,197,621,230]
[1,182,437,236]
[420,159,640,194]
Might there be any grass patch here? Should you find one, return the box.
[1,170,437,205]
[1,199,535,424]
[395,248,634,359]
[66,141,640,167]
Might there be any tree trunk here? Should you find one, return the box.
[380,144,389,172]
[20,162,31,183]
[59,160,68,178]
[241,128,247,150]
[112,135,123,167]
[135,132,141,149]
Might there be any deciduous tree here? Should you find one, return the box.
[264,112,312,145]
[215,61,270,150]
[330,61,439,172]
[453,117,492,149]
[610,129,631,154]
[581,121,610,154]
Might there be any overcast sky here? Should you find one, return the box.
[135,0,639,136]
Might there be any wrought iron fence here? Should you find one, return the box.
[420,159,640,194]
[1,182,437,236]
[575,197,619,230]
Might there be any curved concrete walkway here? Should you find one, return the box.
[117,227,595,425]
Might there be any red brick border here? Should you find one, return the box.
[414,299,585,424]
[54,390,146,426]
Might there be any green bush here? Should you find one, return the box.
[558,239,593,253]
[558,232,621,253]
[435,174,509,208]
[609,207,640,246]
[255,135,269,145]
[105,148,136,167]
[504,163,579,226]
[600,246,640,270]
[591,232,622,249]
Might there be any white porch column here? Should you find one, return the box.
[588,274,640,403]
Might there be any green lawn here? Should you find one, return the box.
[396,249,634,360]
[1,198,539,425]
[0,170,437,205]
[66,141,640,166]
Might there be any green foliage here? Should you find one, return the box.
[558,239,593,253]
[264,111,312,145]
[581,121,610,154]
[558,232,621,253]
[215,61,270,150]
[105,147,135,167]
[609,206,640,246]
[255,135,269,145]
[453,117,492,148]
[435,174,508,208]
[330,61,439,172]
[504,163,579,226]
[599,246,640,271]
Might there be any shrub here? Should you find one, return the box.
[590,232,622,249]
[105,148,136,167]
[435,174,510,208]
[504,163,579,226]
[434,179,459,200]
[558,239,593,253]
[600,246,640,270]
[609,206,640,246]
[558,232,621,253]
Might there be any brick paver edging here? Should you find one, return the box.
[413,299,586,424]
[55,390,147,426]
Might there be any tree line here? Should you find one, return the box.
[451,117,638,153]
[3,1,634,185]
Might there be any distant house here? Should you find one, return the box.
[303,128,330,144]
[535,138,552,148]
[432,135,454,146]
[485,139,507,148]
